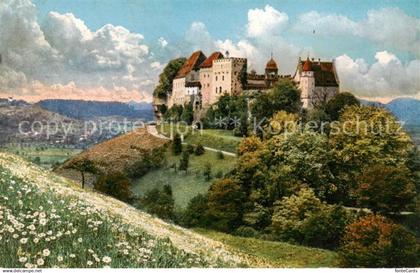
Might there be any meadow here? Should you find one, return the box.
[157,124,242,153]
[0,162,226,268]
[132,148,237,209]
[1,144,82,169]
[195,229,339,268]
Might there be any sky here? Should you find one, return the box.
[0,0,419,103]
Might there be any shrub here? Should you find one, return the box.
[215,170,224,179]
[180,194,209,227]
[179,151,189,171]
[94,172,133,202]
[172,134,182,155]
[301,205,353,249]
[186,144,195,154]
[216,150,224,160]
[125,147,166,178]
[326,92,359,121]
[203,163,212,181]
[206,179,245,232]
[194,144,205,156]
[356,164,416,214]
[339,214,419,267]
[271,187,323,242]
[140,185,175,220]
[233,226,258,238]
[238,135,263,156]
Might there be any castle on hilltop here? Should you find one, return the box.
[156,50,340,118]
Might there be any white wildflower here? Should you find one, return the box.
[19,257,27,263]
[20,238,28,244]
[36,258,44,266]
[57,256,63,262]
[102,256,112,264]
[87,261,93,266]
[42,249,50,257]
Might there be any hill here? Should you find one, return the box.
[360,97,420,126]
[37,100,154,120]
[0,152,246,267]
[56,128,169,185]
[385,98,420,126]
[0,104,83,144]
[0,152,339,268]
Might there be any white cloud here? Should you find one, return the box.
[335,51,420,97]
[294,8,420,56]
[247,5,289,38]
[158,37,168,48]
[0,0,157,102]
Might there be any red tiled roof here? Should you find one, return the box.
[266,58,278,70]
[302,58,312,71]
[300,59,338,87]
[175,51,207,78]
[199,52,224,68]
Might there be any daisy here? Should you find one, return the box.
[36,258,44,266]
[42,249,50,257]
[57,256,63,262]
[19,257,27,263]
[102,256,112,264]
[19,238,28,244]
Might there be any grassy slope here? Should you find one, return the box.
[157,124,242,153]
[132,148,237,209]
[0,152,248,268]
[196,229,339,268]
[0,153,341,268]
[1,144,82,169]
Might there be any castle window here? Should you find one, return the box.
[219,87,222,93]
[216,76,218,81]
[222,76,224,81]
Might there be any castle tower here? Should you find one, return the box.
[300,57,315,108]
[265,54,278,77]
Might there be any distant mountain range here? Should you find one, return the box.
[37,99,154,120]
[360,97,420,126]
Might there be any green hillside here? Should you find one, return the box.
[0,152,341,268]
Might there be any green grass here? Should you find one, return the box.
[132,148,237,209]
[157,124,242,153]
[1,144,82,169]
[195,229,339,268]
[0,166,217,268]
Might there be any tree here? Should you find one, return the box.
[339,214,419,267]
[180,103,194,124]
[204,95,247,130]
[94,172,133,202]
[153,57,186,99]
[356,164,416,214]
[181,194,209,227]
[330,105,415,204]
[216,150,224,160]
[267,131,335,200]
[194,143,205,156]
[140,185,175,220]
[203,163,212,181]
[251,79,301,130]
[301,205,353,249]
[65,158,98,189]
[265,110,299,138]
[271,187,324,242]
[179,150,189,172]
[172,134,182,155]
[186,144,195,154]
[238,135,264,156]
[326,92,360,121]
[206,179,245,232]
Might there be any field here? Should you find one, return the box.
[157,124,242,153]
[0,144,82,169]
[196,229,339,268]
[132,147,237,209]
